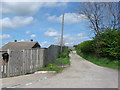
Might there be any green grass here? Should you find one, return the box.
[51,57,70,65]
[59,49,71,58]
[76,50,119,69]
[39,49,71,72]
[39,64,64,73]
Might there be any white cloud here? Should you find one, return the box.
[76,33,89,40]
[64,42,74,46]
[25,31,31,34]
[54,34,75,46]
[1,2,41,15]
[47,13,87,24]
[76,33,84,37]
[19,39,25,42]
[44,28,60,37]
[54,33,90,46]
[1,2,67,15]
[0,34,11,40]
[40,41,51,47]
[30,34,36,38]
[43,2,67,8]
[0,16,34,30]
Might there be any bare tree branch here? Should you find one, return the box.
[78,2,119,36]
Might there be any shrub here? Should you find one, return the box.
[94,29,120,60]
[59,49,71,58]
[75,29,120,69]
[77,40,94,54]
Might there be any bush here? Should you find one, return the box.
[94,29,120,60]
[75,29,120,60]
[59,49,71,58]
[75,29,120,69]
[76,40,94,54]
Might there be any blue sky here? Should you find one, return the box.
[0,2,93,47]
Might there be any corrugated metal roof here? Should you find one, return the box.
[1,41,40,51]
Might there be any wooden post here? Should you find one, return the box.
[22,49,26,75]
[6,49,10,77]
[31,49,33,73]
[60,13,64,52]
[36,49,39,70]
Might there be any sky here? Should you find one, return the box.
[0,2,93,47]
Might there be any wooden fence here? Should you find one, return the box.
[0,45,67,78]
[1,48,45,78]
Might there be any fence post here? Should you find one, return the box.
[6,49,10,77]
[31,49,33,73]
[36,49,39,70]
[22,49,25,75]
[43,49,47,67]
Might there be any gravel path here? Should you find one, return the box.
[15,51,119,88]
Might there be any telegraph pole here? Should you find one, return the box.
[60,13,64,52]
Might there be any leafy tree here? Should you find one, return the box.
[75,29,120,60]
[94,29,120,59]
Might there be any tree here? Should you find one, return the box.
[105,2,119,29]
[79,2,119,36]
[78,2,119,56]
[94,29,120,60]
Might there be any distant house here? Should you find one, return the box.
[1,40,41,51]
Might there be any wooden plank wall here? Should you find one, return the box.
[1,45,67,78]
[1,49,45,78]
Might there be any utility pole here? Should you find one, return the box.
[60,13,64,52]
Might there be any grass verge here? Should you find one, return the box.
[39,49,71,72]
[39,64,64,73]
[76,50,119,69]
